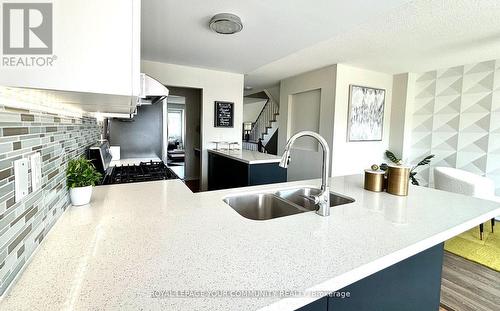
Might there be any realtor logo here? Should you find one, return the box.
[2,3,53,55]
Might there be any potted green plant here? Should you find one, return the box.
[66,157,102,206]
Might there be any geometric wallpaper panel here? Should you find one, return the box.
[410,59,500,194]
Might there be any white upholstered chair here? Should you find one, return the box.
[434,167,498,240]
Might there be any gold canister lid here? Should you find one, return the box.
[387,164,412,169]
[364,169,386,174]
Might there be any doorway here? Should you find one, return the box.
[165,86,202,192]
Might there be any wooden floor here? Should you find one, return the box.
[440,251,500,311]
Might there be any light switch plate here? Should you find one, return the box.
[14,158,29,202]
[30,153,42,192]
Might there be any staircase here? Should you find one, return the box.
[244,90,279,154]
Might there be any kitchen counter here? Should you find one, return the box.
[208,149,282,164]
[1,175,499,311]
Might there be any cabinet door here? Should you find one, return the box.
[0,0,140,97]
[296,297,328,311]
[208,153,249,190]
[328,243,444,311]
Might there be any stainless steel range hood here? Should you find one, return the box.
[100,74,169,119]
[137,73,169,106]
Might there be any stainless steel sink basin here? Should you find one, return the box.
[223,187,355,220]
[275,187,355,210]
[223,193,309,220]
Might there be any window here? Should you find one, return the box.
[168,109,184,146]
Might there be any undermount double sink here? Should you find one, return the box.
[223,187,355,220]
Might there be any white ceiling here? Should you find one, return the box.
[142,0,500,89]
[141,0,407,72]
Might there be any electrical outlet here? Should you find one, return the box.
[30,153,42,192]
[14,158,29,202]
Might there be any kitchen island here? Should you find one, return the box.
[0,175,499,310]
[208,149,286,190]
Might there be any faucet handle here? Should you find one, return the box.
[279,154,291,168]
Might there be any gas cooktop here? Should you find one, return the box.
[102,160,177,185]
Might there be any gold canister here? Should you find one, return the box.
[364,170,385,192]
[387,164,411,196]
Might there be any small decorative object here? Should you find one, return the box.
[243,122,252,141]
[228,142,239,150]
[214,101,234,128]
[67,157,102,206]
[211,141,222,150]
[385,150,434,186]
[379,163,388,171]
[364,169,385,192]
[387,164,411,196]
[347,85,386,141]
[371,164,379,171]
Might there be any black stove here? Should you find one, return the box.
[103,161,177,185]
[88,142,178,185]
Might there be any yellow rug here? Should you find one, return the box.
[445,220,500,272]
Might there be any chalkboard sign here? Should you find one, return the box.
[214,101,234,128]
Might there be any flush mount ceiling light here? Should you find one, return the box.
[209,13,243,34]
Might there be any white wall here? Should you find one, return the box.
[243,98,267,123]
[389,73,417,159]
[266,85,281,104]
[279,66,336,181]
[278,64,394,181]
[141,61,244,190]
[289,89,321,151]
[404,59,500,193]
[331,64,393,176]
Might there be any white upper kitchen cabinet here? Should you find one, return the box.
[0,0,140,97]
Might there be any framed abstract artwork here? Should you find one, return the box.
[347,85,386,141]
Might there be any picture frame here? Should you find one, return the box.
[214,101,234,128]
[347,85,386,142]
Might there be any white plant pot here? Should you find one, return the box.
[70,186,93,206]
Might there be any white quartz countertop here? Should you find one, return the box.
[208,149,282,164]
[1,175,499,311]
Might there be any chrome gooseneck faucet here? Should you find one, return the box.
[279,131,331,216]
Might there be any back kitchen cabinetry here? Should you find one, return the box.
[0,0,141,97]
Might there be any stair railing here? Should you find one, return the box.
[242,141,258,151]
[248,98,279,143]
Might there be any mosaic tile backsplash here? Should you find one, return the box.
[0,103,99,295]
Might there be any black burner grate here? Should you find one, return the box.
[105,161,177,185]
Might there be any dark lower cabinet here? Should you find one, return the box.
[208,151,287,190]
[297,243,444,311]
[297,297,328,311]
